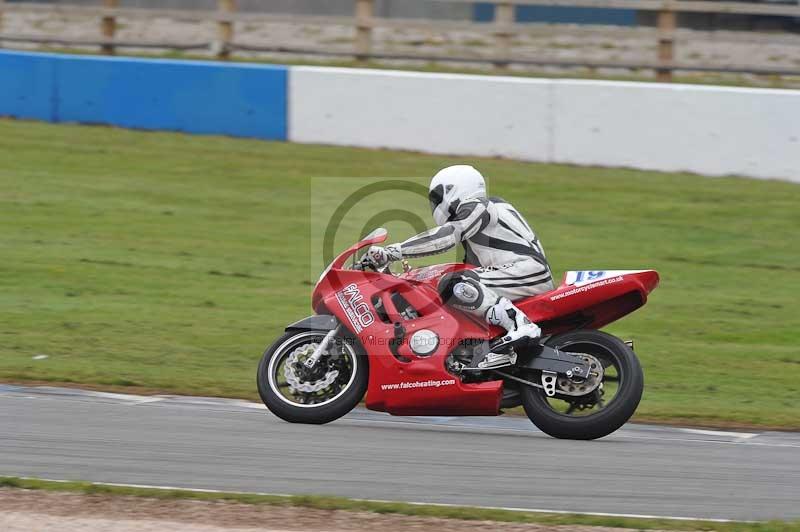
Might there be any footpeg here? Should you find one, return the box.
[477,351,517,370]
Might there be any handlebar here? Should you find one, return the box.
[352,253,411,275]
[351,259,402,276]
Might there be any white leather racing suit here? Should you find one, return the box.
[393,197,554,315]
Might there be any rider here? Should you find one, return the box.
[361,165,554,369]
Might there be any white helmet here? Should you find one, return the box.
[428,165,487,226]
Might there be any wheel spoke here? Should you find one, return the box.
[565,403,578,415]
[603,375,620,382]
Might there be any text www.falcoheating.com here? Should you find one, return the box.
[380,379,456,391]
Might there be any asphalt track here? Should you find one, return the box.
[1,384,798,522]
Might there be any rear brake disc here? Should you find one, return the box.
[555,353,604,397]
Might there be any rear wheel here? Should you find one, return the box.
[521,330,643,440]
[257,330,368,424]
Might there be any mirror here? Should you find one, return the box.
[352,228,388,270]
[363,227,387,241]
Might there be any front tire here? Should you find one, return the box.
[257,330,368,424]
[521,330,643,440]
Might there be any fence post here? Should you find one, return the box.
[656,5,676,82]
[494,2,514,70]
[100,0,118,55]
[0,0,4,49]
[354,0,374,62]
[217,0,236,60]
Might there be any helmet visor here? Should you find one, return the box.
[428,184,444,214]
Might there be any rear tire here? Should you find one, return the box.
[257,330,368,424]
[521,330,643,440]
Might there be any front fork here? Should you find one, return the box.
[303,325,341,369]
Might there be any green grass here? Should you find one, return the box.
[0,119,799,428]
[2,476,797,531]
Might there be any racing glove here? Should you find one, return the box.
[361,244,402,270]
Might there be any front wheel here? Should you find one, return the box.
[521,330,643,440]
[257,330,368,424]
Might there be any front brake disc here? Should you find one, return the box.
[284,344,340,393]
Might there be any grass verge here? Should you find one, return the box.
[1,476,797,531]
[1,119,799,428]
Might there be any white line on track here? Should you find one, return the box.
[338,417,800,448]
[12,477,751,524]
[4,385,799,449]
[679,427,758,439]
[610,433,800,449]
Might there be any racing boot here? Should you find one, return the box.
[478,298,542,370]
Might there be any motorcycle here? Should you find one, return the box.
[257,228,659,440]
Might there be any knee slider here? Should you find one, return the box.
[453,281,483,310]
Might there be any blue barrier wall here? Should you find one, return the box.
[0,51,288,140]
[0,51,56,122]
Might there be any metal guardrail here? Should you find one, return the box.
[0,0,799,81]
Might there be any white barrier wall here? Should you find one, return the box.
[290,67,553,162]
[289,66,800,182]
[553,80,800,178]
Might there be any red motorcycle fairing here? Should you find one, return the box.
[311,231,658,417]
[314,267,503,416]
